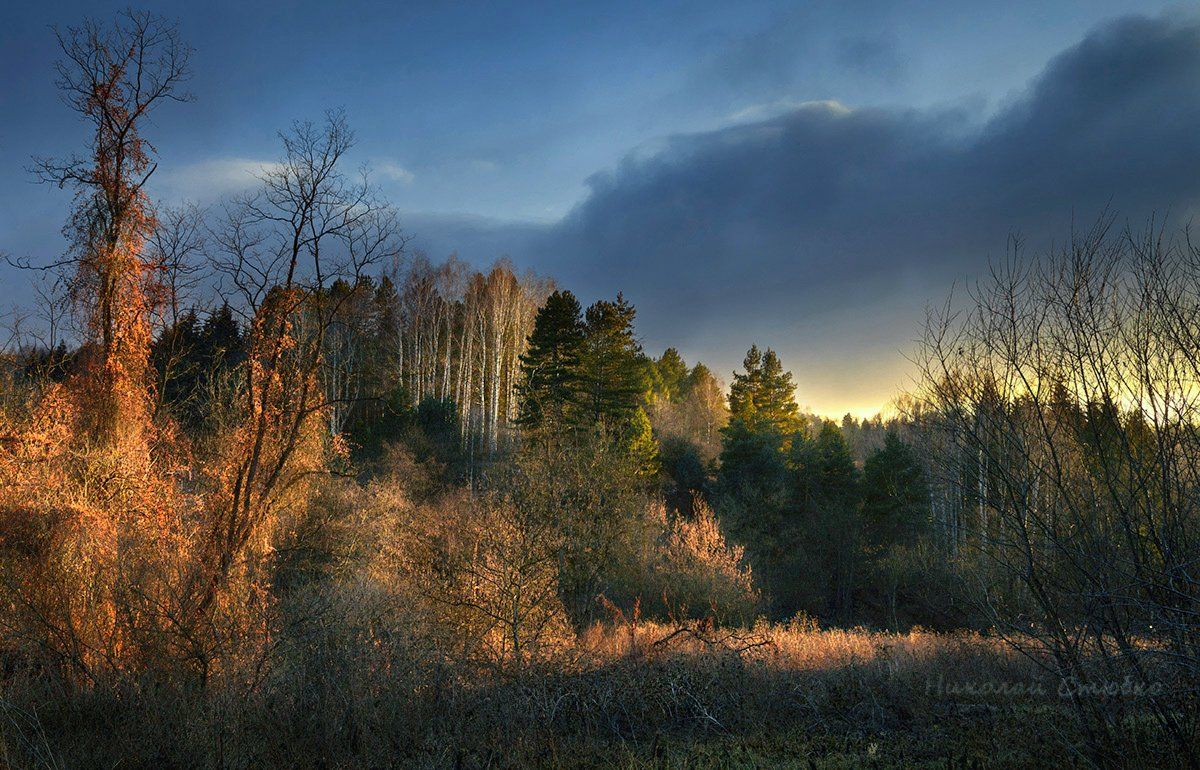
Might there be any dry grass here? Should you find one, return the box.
[579,617,1020,671]
[3,619,1175,769]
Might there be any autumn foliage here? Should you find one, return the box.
[0,12,188,680]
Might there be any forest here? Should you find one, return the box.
[0,10,1198,769]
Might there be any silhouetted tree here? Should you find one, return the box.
[791,421,861,621]
[860,431,929,553]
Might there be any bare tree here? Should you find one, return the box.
[197,111,406,623]
[916,215,1200,766]
[0,11,195,683]
[148,203,209,329]
[146,203,210,416]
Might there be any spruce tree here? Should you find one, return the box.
[577,293,648,426]
[791,421,862,620]
[860,431,930,553]
[152,304,245,433]
[791,421,858,507]
[516,290,586,433]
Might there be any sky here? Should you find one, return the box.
[2,0,1199,416]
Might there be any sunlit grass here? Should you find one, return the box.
[0,620,1064,768]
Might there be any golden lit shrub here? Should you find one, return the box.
[650,498,760,624]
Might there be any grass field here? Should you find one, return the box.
[0,620,1180,768]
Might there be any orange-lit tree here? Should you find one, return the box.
[32,9,191,447]
[0,11,192,680]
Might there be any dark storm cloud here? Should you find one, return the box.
[529,14,1200,359]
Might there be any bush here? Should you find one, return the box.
[649,498,760,624]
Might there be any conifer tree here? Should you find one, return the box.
[368,274,402,393]
[151,303,247,433]
[792,421,859,507]
[516,290,586,432]
[727,345,801,435]
[577,294,658,473]
[791,421,862,620]
[652,347,689,402]
[860,431,930,553]
[577,293,648,426]
[717,346,802,607]
[720,345,802,486]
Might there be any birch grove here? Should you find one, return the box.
[322,254,552,457]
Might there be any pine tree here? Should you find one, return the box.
[720,345,802,482]
[578,294,657,473]
[727,345,801,436]
[727,344,764,421]
[516,290,585,433]
[717,346,804,606]
[517,291,657,473]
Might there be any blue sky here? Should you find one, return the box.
[2,0,1197,415]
